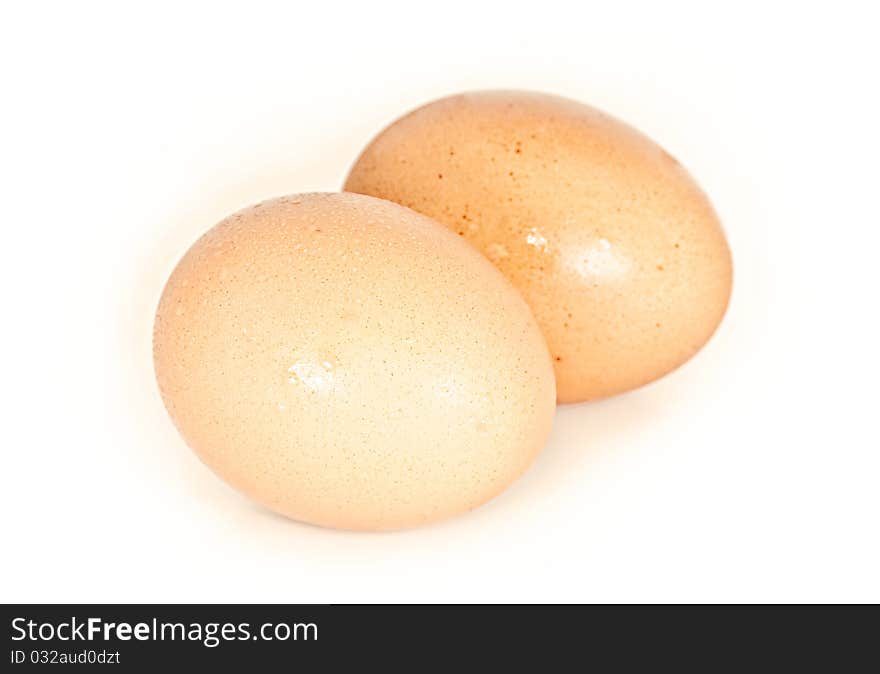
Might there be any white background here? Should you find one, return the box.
[2,1,878,603]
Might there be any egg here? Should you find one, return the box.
[153,192,556,530]
[345,91,733,403]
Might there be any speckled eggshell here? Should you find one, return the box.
[153,192,556,531]
[345,91,733,403]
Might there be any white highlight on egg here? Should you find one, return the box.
[525,227,549,251]
[288,354,336,392]
[564,237,631,281]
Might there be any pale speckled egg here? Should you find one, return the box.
[345,91,733,403]
[153,192,556,531]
